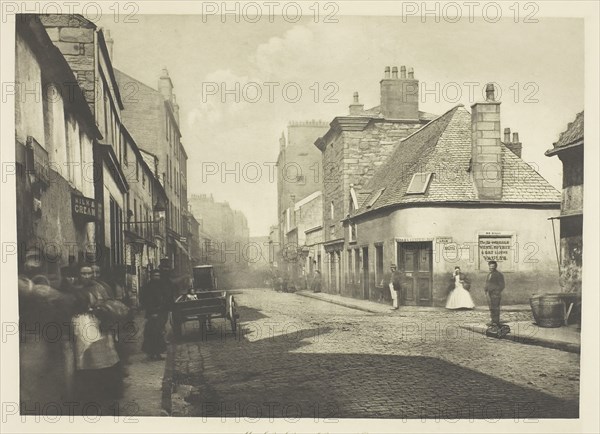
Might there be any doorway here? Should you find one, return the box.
[362,247,369,300]
[397,241,433,306]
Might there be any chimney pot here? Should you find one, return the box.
[391,66,398,79]
[504,127,511,142]
[400,66,406,79]
[513,132,519,143]
[485,83,495,101]
[407,67,414,79]
[384,66,390,78]
[353,91,359,103]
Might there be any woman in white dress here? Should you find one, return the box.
[445,266,475,310]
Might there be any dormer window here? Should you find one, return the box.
[406,172,433,194]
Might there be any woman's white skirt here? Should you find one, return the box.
[445,285,475,309]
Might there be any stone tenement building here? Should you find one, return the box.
[276,120,329,267]
[314,66,436,293]
[114,68,190,275]
[327,83,561,306]
[188,194,250,267]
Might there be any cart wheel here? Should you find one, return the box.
[229,296,238,332]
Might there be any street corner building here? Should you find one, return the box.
[545,111,584,294]
[313,67,561,307]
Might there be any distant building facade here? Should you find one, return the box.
[114,68,190,275]
[276,120,329,279]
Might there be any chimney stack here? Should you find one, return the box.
[349,91,364,115]
[279,131,286,150]
[158,67,173,102]
[471,83,503,200]
[380,65,419,120]
[502,129,523,158]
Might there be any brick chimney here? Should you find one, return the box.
[471,83,503,200]
[503,128,523,158]
[349,91,364,115]
[380,65,419,120]
[158,67,173,102]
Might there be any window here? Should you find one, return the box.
[330,201,335,220]
[375,244,384,286]
[139,203,143,236]
[406,172,433,194]
[349,222,357,242]
[121,133,129,164]
[347,249,353,283]
[354,248,361,284]
[133,198,138,233]
[366,188,385,209]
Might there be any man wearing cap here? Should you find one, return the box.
[388,264,404,310]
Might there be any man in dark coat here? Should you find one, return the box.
[387,264,405,310]
[140,270,169,360]
[484,261,505,326]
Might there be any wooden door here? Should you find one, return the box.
[398,242,433,306]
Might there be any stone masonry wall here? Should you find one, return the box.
[39,16,97,113]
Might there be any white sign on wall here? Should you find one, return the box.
[478,235,515,271]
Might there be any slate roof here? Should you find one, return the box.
[353,105,561,217]
[545,111,584,156]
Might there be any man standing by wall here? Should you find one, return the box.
[484,261,505,326]
[388,264,403,310]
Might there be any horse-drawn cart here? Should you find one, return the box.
[171,265,239,337]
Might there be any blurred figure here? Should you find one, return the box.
[71,265,126,413]
[140,270,169,360]
[311,270,322,293]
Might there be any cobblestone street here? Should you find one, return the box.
[170,289,580,419]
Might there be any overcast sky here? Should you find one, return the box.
[99,15,584,236]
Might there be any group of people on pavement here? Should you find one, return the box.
[384,260,506,326]
[18,245,191,415]
[18,246,131,415]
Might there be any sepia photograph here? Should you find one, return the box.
[1,1,598,432]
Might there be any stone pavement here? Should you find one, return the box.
[117,310,169,416]
[168,288,580,419]
[297,290,581,353]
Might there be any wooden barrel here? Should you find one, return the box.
[530,294,565,328]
